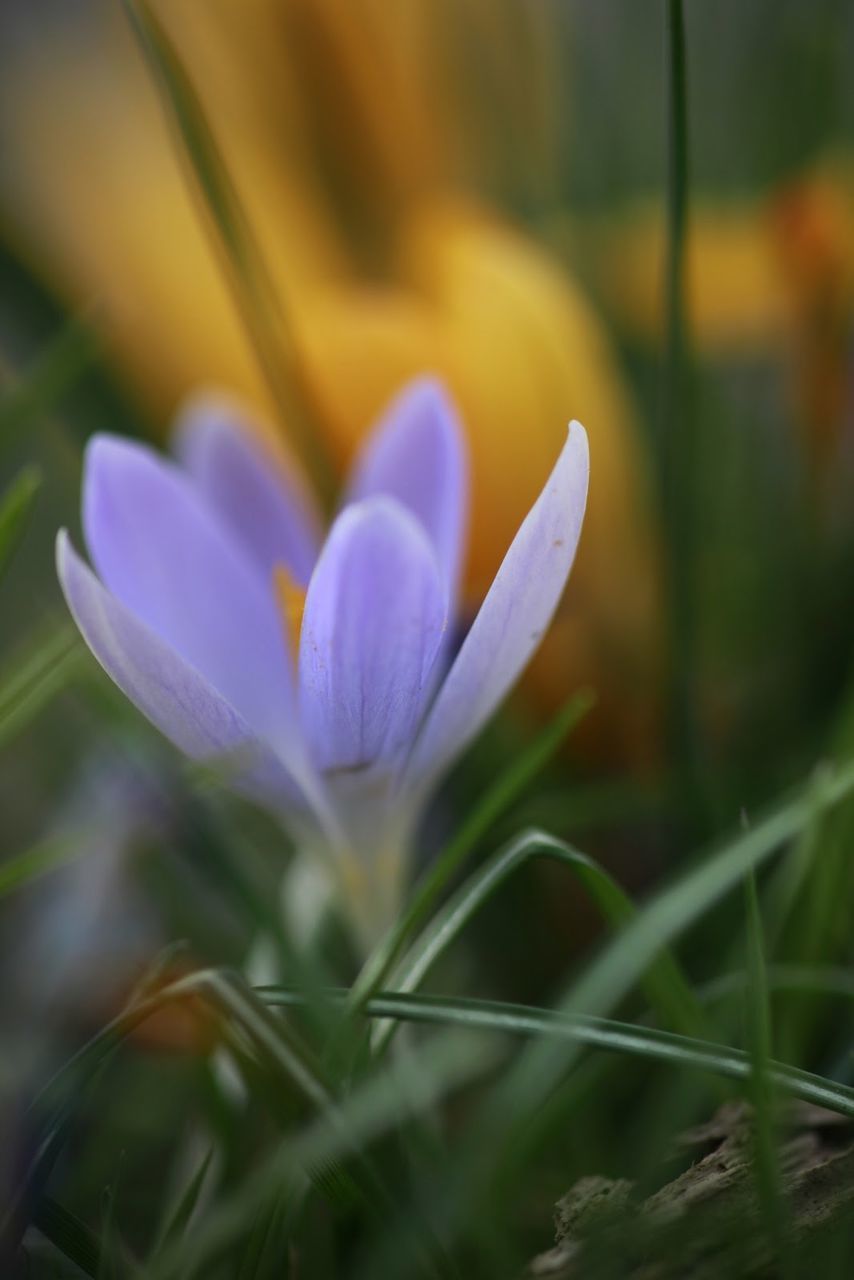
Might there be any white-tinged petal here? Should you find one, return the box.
[57,531,337,840]
[405,422,589,793]
[83,433,305,771]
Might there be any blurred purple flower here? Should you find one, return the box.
[57,380,588,940]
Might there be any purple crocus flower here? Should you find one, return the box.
[57,380,588,942]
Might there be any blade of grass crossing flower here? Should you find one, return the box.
[121,0,334,503]
[370,827,705,1056]
[744,871,789,1268]
[0,465,41,577]
[262,987,854,1122]
[0,314,99,445]
[0,623,84,750]
[351,691,595,1008]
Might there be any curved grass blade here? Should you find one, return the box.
[146,1028,488,1280]
[485,755,854,1160]
[698,964,854,1023]
[29,969,449,1280]
[0,465,41,578]
[121,0,334,502]
[261,986,854,1122]
[351,691,595,1009]
[369,826,705,1056]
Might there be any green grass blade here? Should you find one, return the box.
[29,968,444,1278]
[485,754,854,1160]
[661,0,702,814]
[370,826,705,1056]
[121,0,334,502]
[0,465,41,577]
[0,833,84,899]
[185,970,337,1114]
[261,986,854,1122]
[150,1150,214,1258]
[0,314,100,444]
[32,1197,101,1278]
[0,623,84,750]
[744,872,789,1265]
[351,691,595,1009]
[147,1029,489,1280]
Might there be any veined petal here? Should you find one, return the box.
[406,422,589,790]
[57,531,312,816]
[82,433,303,769]
[174,392,322,587]
[346,378,468,599]
[299,497,446,774]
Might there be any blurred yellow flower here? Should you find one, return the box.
[0,0,661,765]
[580,153,854,470]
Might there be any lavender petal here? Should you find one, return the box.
[57,531,314,815]
[174,391,322,587]
[406,422,589,791]
[299,497,446,774]
[346,378,468,600]
[82,433,304,767]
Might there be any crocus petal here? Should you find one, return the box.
[174,392,322,587]
[82,433,304,770]
[346,379,468,599]
[56,531,312,816]
[299,497,446,774]
[406,421,589,790]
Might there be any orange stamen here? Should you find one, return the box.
[274,564,307,666]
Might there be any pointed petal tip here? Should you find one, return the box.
[333,491,439,545]
[567,418,590,459]
[55,526,72,582]
[383,374,466,449]
[84,430,150,466]
[56,527,95,619]
[172,386,251,444]
[556,421,590,515]
[349,375,468,595]
[82,431,118,478]
[83,435,167,516]
[398,372,452,407]
[404,412,591,793]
